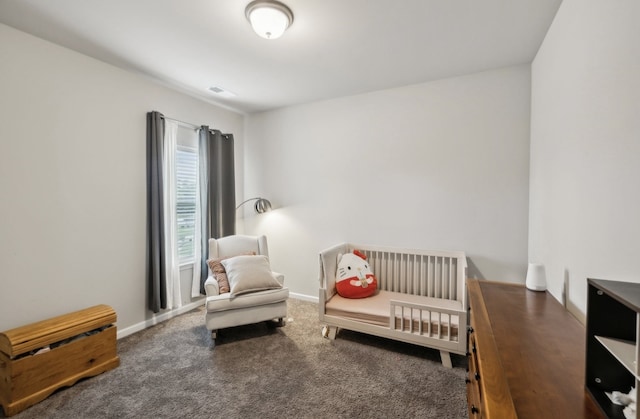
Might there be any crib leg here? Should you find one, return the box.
[322,325,338,340]
[440,351,452,368]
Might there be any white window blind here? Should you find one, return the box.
[176,145,198,263]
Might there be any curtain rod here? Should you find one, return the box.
[158,114,228,137]
[160,115,202,131]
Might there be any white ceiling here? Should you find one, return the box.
[0,0,563,114]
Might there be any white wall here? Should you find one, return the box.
[0,24,244,332]
[243,65,532,298]
[530,0,640,321]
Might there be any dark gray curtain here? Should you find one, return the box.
[210,129,236,238]
[198,127,236,294]
[146,111,167,313]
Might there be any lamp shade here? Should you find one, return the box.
[236,197,272,214]
[525,263,547,291]
[253,198,272,213]
[245,0,293,39]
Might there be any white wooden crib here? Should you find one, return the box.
[318,243,468,368]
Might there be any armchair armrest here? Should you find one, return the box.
[273,271,285,285]
[204,275,219,297]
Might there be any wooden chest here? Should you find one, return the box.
[0,304,119,416]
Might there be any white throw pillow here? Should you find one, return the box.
[221,255,282,297]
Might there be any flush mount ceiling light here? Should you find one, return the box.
[245,0,293,40]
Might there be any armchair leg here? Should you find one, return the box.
[266,318,286,328]
[210,330,217,340]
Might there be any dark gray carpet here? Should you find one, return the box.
[4,299,468,418]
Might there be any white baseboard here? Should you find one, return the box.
[117,293,317,340]
[117,298,206,339]
[289,292,318,303]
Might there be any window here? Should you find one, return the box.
[175,125,199,265]
[176,146,198,263]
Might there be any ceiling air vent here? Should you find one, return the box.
[208,86,236,98]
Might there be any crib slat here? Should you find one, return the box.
[387,251,391,289]
[445,258,451,299]
[395,253,399,291]
[438,257,445,298]
[388,251,392,291]
[435,256,439,297]
[449,260,452,298]
[403,253,408,294]
[407,254,411,294]
[412,254,416,295]
[389,252,392,291]
[378,251,384,290]
[380,252,389,291]
[409,309,414,333]
[442,257,447,299]
[448,258,453,300]
[383,251,388,291]
[427,256,432,297]
[450,258,454,299]
[443,257,447,298]
[375,251,380,289]
[418,255,423,296]
[415,255,418,296]
[423,255,428,297]
[394,253,399,292]
[372,250,379,289]
[409,254,414,295]
[436,256,441,298]
[399,253,404,293]
[389,303,394,330]
[389,251,393,291]
[419,255,426,295]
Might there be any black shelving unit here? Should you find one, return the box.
[586,278,640,419]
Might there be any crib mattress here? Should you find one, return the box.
[325,290,461,339]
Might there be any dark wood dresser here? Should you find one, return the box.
[466,279,604,418]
